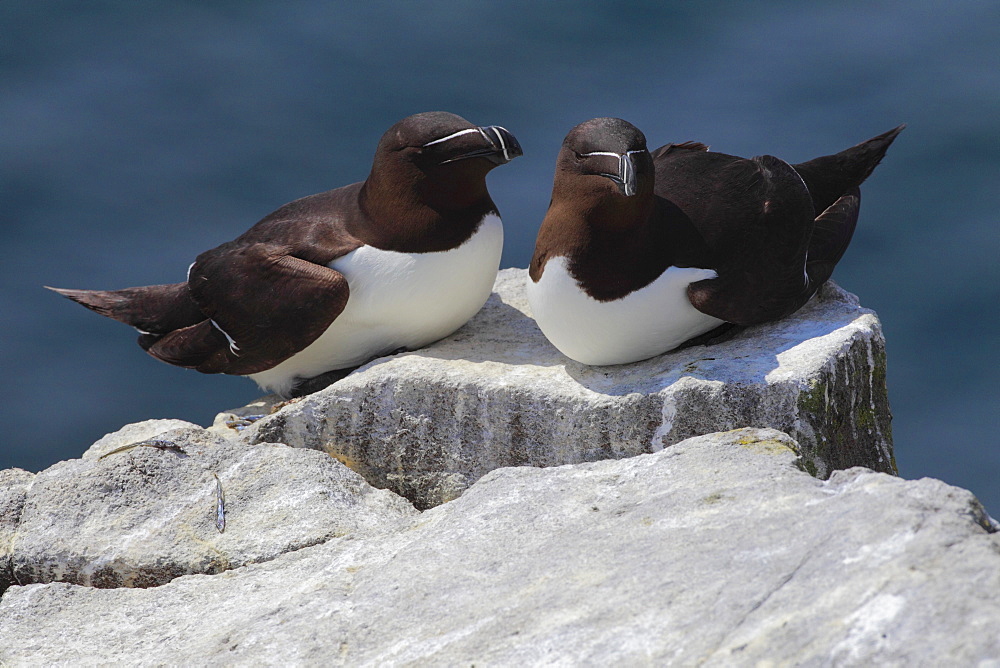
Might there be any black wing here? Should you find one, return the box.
[159,243,350,375]
[686,155,817,325]
[805,187,860,287]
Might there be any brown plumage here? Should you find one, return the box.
[48,112,522,386]
[528,118,903,366]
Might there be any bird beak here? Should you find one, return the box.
[430,126,523,165]
[579,150,642,197]
[477,126,523,165]
[615,152,638,197]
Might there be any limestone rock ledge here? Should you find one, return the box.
[237,268,894,508]
[1,429,996,666]
[3,420,415,590]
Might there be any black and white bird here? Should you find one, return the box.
[527,118,902,365]
[50,112,522,395]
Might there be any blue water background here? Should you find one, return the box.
[3,2,998,512]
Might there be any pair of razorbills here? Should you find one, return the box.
[51,112,902,397]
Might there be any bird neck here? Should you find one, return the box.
[357,168,494,253]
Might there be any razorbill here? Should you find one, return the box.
[50,111,522,395]
[527,117,902,365]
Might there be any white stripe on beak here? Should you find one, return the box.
[421,127,482,147]
[619,154,632,195]
[490,126,511,162]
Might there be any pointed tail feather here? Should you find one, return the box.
[793,124,905,215]
[806,187,861,288]
[45,282,204,334]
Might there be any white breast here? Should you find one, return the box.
[526,255,724,366]
[249,214,503,394]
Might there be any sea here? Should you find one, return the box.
[2,1,998,514]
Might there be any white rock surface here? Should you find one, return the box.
[7,420,415,588]
[1,428,995,665]
[236,268,894,508]
[0,468,34,593]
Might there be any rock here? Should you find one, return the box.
[82,419,204,460]
[236,268,894,508]
[208,397,287,438]
[9,420,416,588]
[1,428,995,665]
[0,468,34,594]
